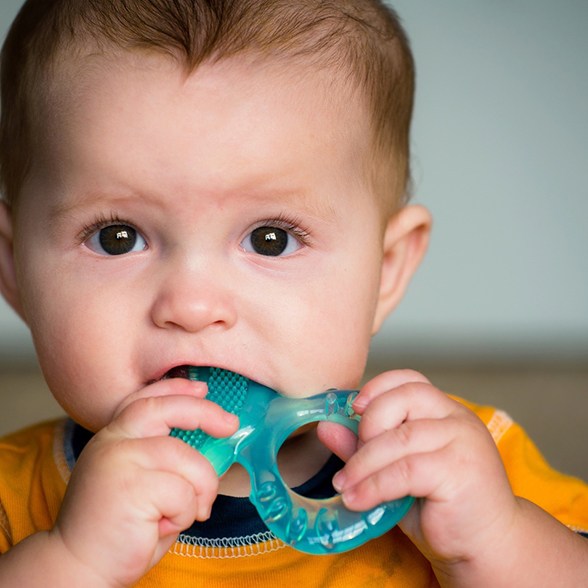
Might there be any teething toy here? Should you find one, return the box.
[171,366,414,555]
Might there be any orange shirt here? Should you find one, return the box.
[1,399,587,587]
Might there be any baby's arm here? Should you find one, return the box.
[0,379,239,587]
[322,370,588,586]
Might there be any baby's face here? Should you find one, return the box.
[10,53,390,431]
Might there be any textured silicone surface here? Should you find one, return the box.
[171,366,247,449]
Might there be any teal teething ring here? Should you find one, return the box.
[171,367,414,555]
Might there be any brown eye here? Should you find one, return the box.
[241,218,308,257]
[86,224,147,256]
[249,227,290,256]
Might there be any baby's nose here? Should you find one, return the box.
[150,257,237,333]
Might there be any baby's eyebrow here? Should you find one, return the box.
[47,184,340,224]
[239,188,338,222]
[47,200,87,224]
[47,190,148,221]
[48,199,85,221]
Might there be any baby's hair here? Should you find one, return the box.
[0,0,414,213]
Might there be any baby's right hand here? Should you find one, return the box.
[50,379,239,587]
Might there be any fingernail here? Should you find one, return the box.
[199,505,212,521]
[223,412,239,425]
[341,488,356,508]
[333,471,347,492]
[191,381,208,396]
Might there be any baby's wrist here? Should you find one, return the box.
[430,497,577,588]
[46,527,124,588]
[0,530,120,588]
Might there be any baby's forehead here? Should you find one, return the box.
[30,47,389,219]
[34,48,374,176]
[43,43,369,124]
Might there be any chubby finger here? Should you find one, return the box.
[119,435,220,503]
[353,369,431,412]
[317,421,358,462]
[337,447,451,511]
[80,433,221,522]
[333,417,458,493]
[135,469,210,531]
[357,382,465,444]
[106,393,239,441]
[334,410,500,511]
[113,378,209,419]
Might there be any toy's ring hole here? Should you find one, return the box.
[222,462,252,496]
[276,422,353,498]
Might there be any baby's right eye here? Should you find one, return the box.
[85,224,147,256]
[242,226,301,257]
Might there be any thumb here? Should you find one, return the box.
[317,421,358,463]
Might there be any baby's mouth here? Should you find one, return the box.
[161,365,194,380]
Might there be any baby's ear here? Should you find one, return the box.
[0,202,26,321]
[372,204,431,334]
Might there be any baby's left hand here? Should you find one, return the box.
[321,370,518,571]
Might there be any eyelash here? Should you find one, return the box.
[77,213,140,244]
[77,212,313,248]
[251,214,312,245]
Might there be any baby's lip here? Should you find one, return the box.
[147,363,254,386]
[146,363,199,385]
[160,365,193,380]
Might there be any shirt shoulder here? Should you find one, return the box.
[453,395,588,533]
[0,419,70,551]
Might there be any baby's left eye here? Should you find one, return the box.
[241,226,303,257]
[85,224,147,256]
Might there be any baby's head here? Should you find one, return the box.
[0,0,430,431]
[1,0,414,216]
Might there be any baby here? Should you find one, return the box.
[0,1,587,586]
